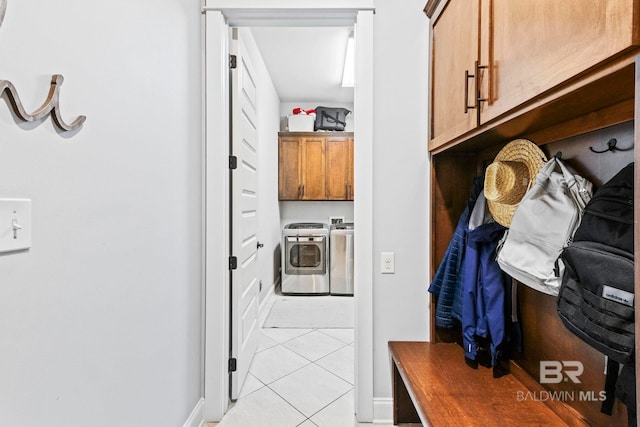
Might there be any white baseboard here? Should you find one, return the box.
[372,397,393,424]
[258,279,278,327]
[183,397,205,427]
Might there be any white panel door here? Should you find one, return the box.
[230,29,260,400]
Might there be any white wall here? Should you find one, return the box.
[280,201,354,228]
[371,0,430,401]
[0,1,203,426]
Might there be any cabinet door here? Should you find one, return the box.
[278,136,302,200]
[300,137,326,200]
[481,0,638,123]
[431,0,480,147]
[325,136,354,200]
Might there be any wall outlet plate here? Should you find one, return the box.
[329,216,345,225]
[381,252,395,274]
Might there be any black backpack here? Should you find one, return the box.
[314,106,350,131]
[557,162,634,417]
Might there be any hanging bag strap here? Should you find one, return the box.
[555,157,591,210]
[321,110,346,126]
[601,357,620,415]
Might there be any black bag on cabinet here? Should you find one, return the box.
[557,162,635,417]
[314,106,350,131]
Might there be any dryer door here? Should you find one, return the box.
[285,236,326,275]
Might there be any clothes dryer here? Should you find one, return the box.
[281,222,330,294]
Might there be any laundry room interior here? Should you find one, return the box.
[238,25,357,326]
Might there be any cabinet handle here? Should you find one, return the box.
[475,60,488,108]
[464,61,488,124]
[301,185,305,197]
[297,185,302,198]
[464,68,475,114]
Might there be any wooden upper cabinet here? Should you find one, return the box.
[278,135,303,200]
[427,0,640,151]
[278,132,354,201]
[430,0,480,144]
[480,0,640,124]
[300,136,326,200]
[325,136,354,200]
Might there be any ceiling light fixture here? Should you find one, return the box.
[341,34,354,88]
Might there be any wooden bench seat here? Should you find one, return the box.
[389,341,586,426]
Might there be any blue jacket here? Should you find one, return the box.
[462,193,509,366]
[429,177,484,329]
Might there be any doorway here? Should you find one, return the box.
[203,5,374,422]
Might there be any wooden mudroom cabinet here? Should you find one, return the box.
[278,132,354,201]
[422,0,640,425]
[429,0,640,152]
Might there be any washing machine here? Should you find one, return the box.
[330,223,354,295]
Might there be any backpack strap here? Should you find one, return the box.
[321,110,346,126]
[601,357,620,415]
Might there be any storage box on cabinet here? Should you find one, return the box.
[287,114,315,132]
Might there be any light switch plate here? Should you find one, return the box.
[0,198,32,253]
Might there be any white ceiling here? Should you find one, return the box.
[250,27,354,103]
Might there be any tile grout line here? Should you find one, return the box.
[302,387,355,424]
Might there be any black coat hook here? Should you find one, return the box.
[589,138,632,154]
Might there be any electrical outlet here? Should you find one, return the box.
[381,252,395,274]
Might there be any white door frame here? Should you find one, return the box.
[203,1,375,422]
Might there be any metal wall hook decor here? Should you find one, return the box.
[1,3,85,132]
[589,138,632,154]
[0,0,6,27]
[1,74,86,131]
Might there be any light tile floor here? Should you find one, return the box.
[210,326,357,427]
[207,297,418,427]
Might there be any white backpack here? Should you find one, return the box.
[496,156,593,295]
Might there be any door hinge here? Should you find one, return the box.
[228,358,237,372]
[229,256,238,270]
[229,155,238,170]
[229,54,237,69]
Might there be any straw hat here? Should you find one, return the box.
[484,139,547,227]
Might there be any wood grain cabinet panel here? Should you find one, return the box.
[300,136,326,200]
[325,136,354,200]
[480,0,639,124]
[278,135,303,200]
[430,0,479,144]
[428,0,640,151]
[278,132,354,201]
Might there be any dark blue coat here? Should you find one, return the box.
[462,194,509,366]
[429,177,484,329]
